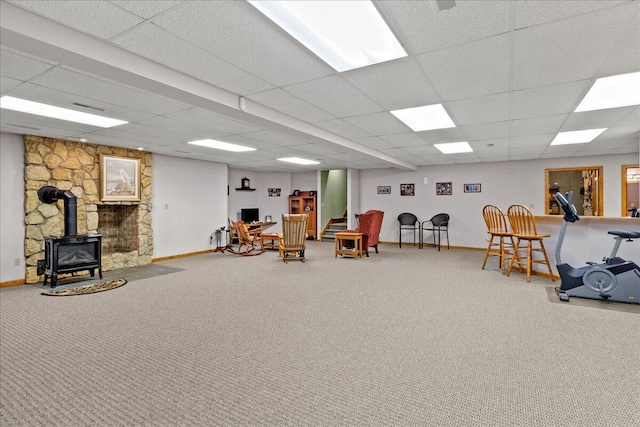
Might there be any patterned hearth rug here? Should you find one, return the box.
[41,278,127,296]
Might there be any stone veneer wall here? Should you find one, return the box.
[23,135,153,284]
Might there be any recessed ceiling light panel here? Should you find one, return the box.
[391,104,456,132]
[249,1,407,72]
[0,96,127,128]
[434,141,473,154]
[277,157,321,165]
[575,72,640,112]
[550,128,607,145]
[187,139,256,152]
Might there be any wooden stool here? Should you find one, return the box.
[334,232,363,260]
[262,233,280,250]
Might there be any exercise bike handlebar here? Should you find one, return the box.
[555,191,579,223]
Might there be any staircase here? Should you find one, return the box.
[321,220,347,241]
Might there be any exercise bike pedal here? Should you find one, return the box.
[599,293,611,300]
[586,261,597,265]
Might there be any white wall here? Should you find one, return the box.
[359,154,639,269]
[347,169,360,229]
[227,169,317,233]
[152,155,227,258]
[0,133,25,282]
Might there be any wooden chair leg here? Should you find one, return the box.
[526,240,533,282]
[481,235,495,270]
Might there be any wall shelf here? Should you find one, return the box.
[235,188,256,191]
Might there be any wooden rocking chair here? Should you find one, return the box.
[230,220,265,256]
[279,214,308,263]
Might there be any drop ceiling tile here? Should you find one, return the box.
[416,34,510,101]
[469,138,511,151]
[509,146,546,157]
[402,145,440,156]
[91,127,175,146]
[445,93,509,126]
[10,83,155,122]
[597,12,640,77]
[417,127,467,144]
[165,108,262,134]
[152,1,333,87]
[514,0,628,29]
[0,109,103,133]
[542,145,583,156]
[246,89,334,123]
[93,122,193,144]
[137,116,228,139]
[112,24,272,96]
[314,119,372,140]
[240,130,308,147]
[1,76,22,94]
[352,137,395,150]
[379,0,510,54]
[0,48,56,81]
[612,107,640,127]
[584,138,637,150]
[341,57,440,111]
[597,126,640,140]
[512,3,636,89]
[285,75,382,118]
[9,1,143,39]
[292,144,345,156]
[510,134,555,148]
[380,132,430,148]
[111,1,182,19]
[460,121,510,141]
[31,67,191,115]
[344,112,409,136]
[510,80,590,120]
[561,107,636,131]
[510,115,566,137]
[476,148,509,158]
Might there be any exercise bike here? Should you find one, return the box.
[554,191,640,304]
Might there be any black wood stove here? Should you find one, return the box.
[37,186,102,288]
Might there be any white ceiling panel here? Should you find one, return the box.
[111,1,183,19]
[460,121,510,141]
[342,56,440,110]
[165,108,263,135]
[509,134,555,148]
[445,93,509,126]
[470,138,511,151]
[561,107,637,132]
[151,1,333,87]
[246,89,334,123]
[352,136,395,150]
[344,112,408,136]
[417,127,467,144]
[597,12,640,77]
[284,75,382,118]
[514,0,630,29]
[512,3,636,90]
[241,131,308,148]
[510,115,567,138]
[112,24,273,96]
[1,76,22,94]
[30,67,191,116]
[379,0,510,54]
[314,119,372,140]
[380,132,431,148]
[0,48,56,81]
[8,0,143,39]
[136,116,227,139]
[510,80,590,120]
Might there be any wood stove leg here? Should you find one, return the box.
[50,274,57,288]
[98,268,103,279]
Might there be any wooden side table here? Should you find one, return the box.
[262,233,280,250]
[334,232,363,260]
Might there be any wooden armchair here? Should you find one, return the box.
[279,214,309,262]
[344,210,384,256]
[230,220,265,256]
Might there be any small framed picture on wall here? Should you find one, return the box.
[377,186,391,194]
[400,183,415,196]
[464,183,481,193]
[436,182,452,195]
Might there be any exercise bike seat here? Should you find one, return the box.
[608,230,640,239]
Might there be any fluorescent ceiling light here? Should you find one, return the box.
[550,128,607,145]
[249,1,407,72]
[575,72,640,112]
[391,104,456,132]
[187,139,256,152]
[0,96,127,128]
[278,157,320,165]
[434,141,473,154]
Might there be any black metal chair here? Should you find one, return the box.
[397,212,419,248]
[420,213,450,251]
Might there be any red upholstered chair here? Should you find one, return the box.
[345,210,384,257]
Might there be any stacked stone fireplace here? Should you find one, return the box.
[23,135,153,284]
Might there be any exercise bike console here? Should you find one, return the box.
[554,191,640,304]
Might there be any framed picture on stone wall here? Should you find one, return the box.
[100,155,140,202]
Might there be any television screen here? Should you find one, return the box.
[241,208,259,223]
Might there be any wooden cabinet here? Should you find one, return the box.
[289,191,316,239]
[549,186,560,215]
